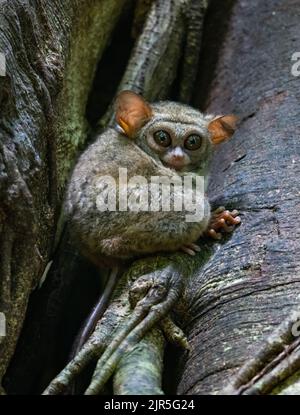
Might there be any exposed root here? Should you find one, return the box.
[43,261,184,395]
[113,328,165,395]
[160,316,190,350]
[42,341,102,395]
[221,305,300,395]
[85,266,183,394]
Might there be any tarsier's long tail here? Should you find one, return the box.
[70,266,120,360]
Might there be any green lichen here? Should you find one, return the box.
[113,329,165,395]
[272,370,300,395]
[55,0,127,195]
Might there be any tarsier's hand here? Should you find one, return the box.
[206,206,241,240]
[181,243,201,256]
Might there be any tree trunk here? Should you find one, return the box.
[0,0,128,390]
[1,0,205,394]
[1,0,299,395]
[178,0,300,395]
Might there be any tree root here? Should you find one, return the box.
[42,341,103,395]
[160,316,190,350]
[221,305,300,395]
[113,328,165,395]
[85,265,183,395]
[43,257,188,394]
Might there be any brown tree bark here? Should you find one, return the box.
[1,0,299,396]
[1,0,208,394]
[0,0,128,390]
[178,0,300,394]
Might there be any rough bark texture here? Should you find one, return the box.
[113,329,165,395]
[1,0,299,396]
[0,0,127,387]
[1,0,208,394]
[100,0,187,127]
[178,0,300,394]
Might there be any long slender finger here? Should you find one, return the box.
[222,211,241,225]
[217,218,235,232]
[186,243,201,252]
[207,228,222,240]
[213,206,226,215]
[181,246,196,256]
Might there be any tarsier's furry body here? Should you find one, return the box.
[65,91,240,355]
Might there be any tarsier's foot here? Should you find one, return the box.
[160,317,190,350]
[206,206,241,240]
[181,243,201,256]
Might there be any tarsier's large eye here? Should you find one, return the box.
[153,130,171,147]
[184,134,202,150]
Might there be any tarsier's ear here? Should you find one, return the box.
[208,114,237,144]
[115,90,152,138]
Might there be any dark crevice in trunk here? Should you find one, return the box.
[85,4,135,131]
[3,232,100,394]
[192,0,236,111]
[3,4,138,395]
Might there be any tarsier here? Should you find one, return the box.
[65,91,241,355]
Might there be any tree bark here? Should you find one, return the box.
[1,0,299,396]
[0,0,128,389]
[178,0,300,394]
[1,0,207,394]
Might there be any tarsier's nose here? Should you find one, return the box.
[171,147,185,160]
[164,147,187,170]
[172,153,184,161]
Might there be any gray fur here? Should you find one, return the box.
[65,99,217,264]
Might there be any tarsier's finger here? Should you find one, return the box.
[181,246,196,256]
[181,243,201,255]
[217,218,235,232]
[213,206,226,215]
[222,211,241,225]
[186,243,201,252]
[230,209,239,217]
[207,228,222,240]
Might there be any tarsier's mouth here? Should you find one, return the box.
[163,161,186,171]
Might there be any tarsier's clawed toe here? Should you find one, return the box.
[181,243,201,256]
[206,206,241,240]
[160,317,190,350]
